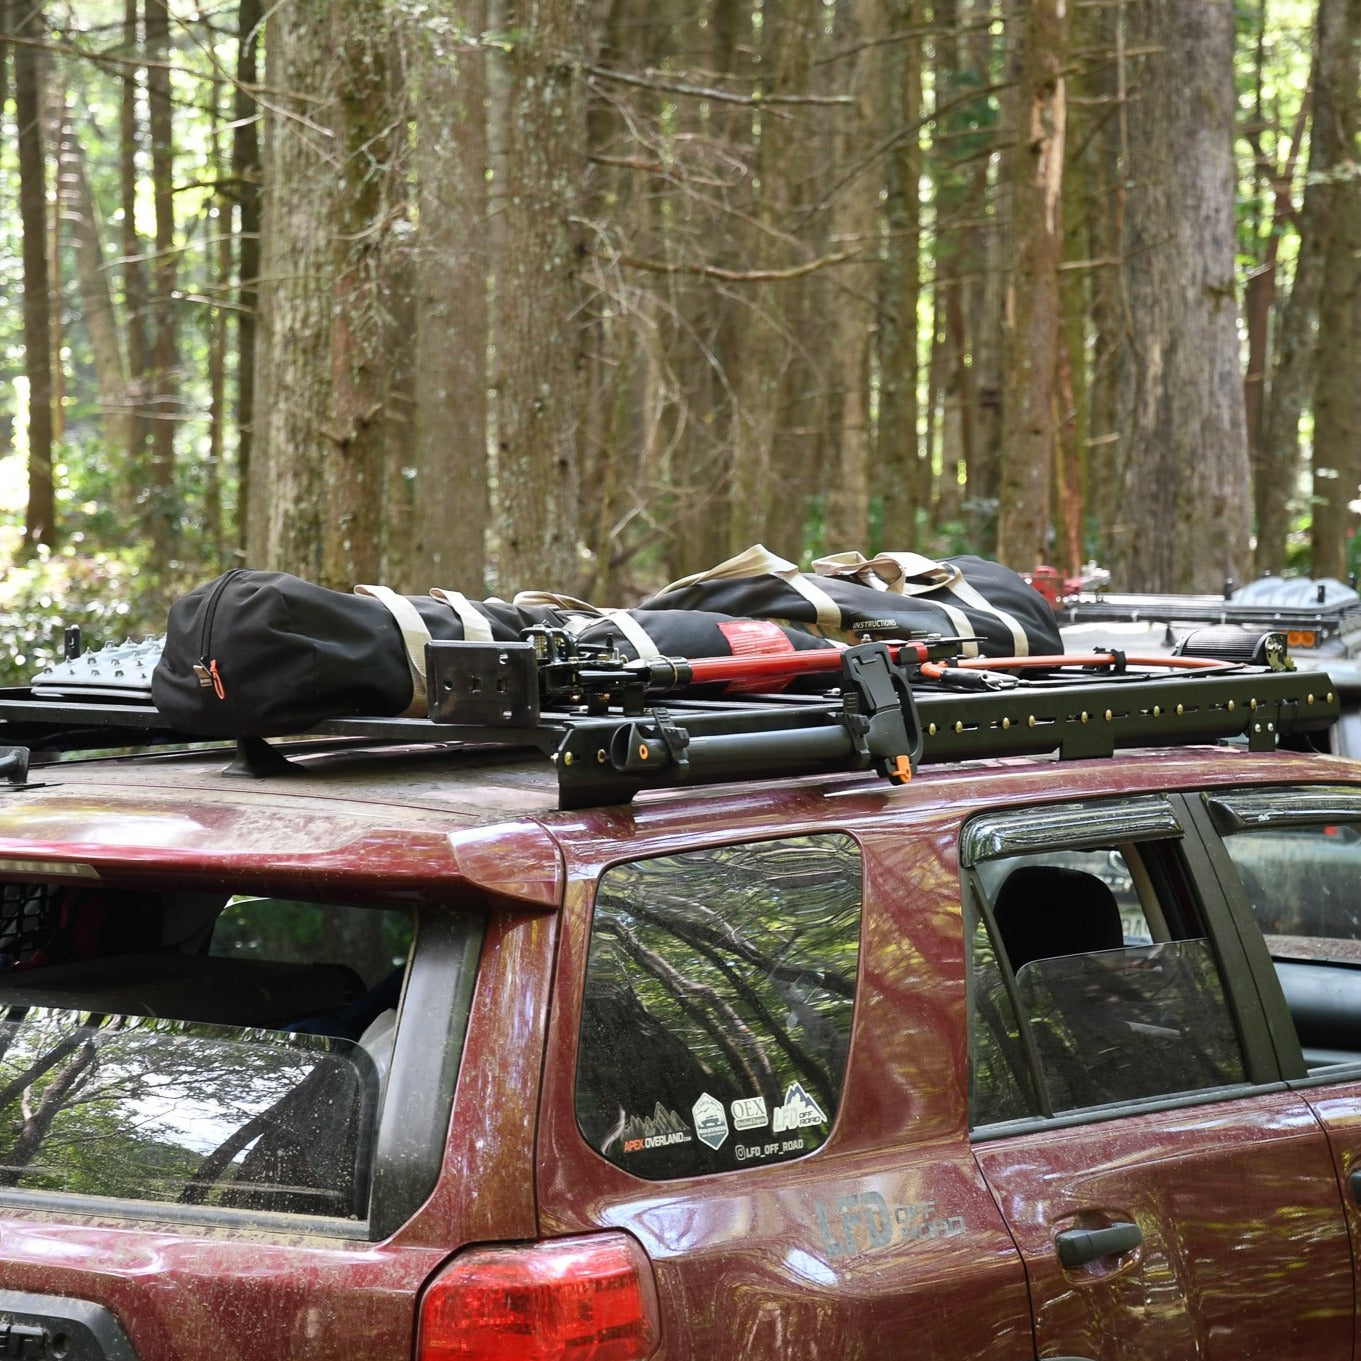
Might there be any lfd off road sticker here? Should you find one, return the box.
[692,1092,730,1150]
[814,1194,966,1260]
[771,1081,827,1133]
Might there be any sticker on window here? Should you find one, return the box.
[575,834,862,1180]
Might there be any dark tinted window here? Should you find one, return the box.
[576,835,861,1179]
[0,884,419,1223]
[1222,821,1361,946]
[0,1008,376,1218]
[970,844,1246,1122]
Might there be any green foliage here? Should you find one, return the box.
[0,539,170,688]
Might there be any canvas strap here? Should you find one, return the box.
[658,543,843,633]
[430,588,495,643]
[354,584,431,716]
[513,591,663,660]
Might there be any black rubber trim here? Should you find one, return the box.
[367,906,483,1240]
[0,1288,138,1360]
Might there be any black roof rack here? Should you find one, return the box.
[0,636,1342,810]
[1055,590,1361,645]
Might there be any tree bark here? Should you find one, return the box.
[997,0,1068,571]
[1112,0,1251,592]
[60,120,135,473]
[232,0,262,556]
[876,0,923,551]
[146,0,179,564]
[320,0,396,589]
[409,1,490,595]
[1307,0,1361,579]
[823,0,878,550]
[249,4,335,576]
[494,0,588,591]
[15,0,54,550]
[120,0,150,515]
[723,0,817,555]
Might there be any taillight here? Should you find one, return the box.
[417,1232,662,1361]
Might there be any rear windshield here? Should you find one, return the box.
[0,882,415,1222]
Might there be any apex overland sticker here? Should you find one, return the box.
[692,1092,730,1150]
[616,1103,695,1155]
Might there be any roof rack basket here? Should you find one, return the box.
[0,635,1342,810]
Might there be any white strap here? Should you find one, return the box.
[658,543,843,632]
[813,550,961,596]
[354,584,431,715]
[512,590,601,613]
[945,577,1029,656]
[430,588,494,643]
[656,543,801,592]
[600,609,663,661]
[931,598,980,658]
[783,574,844,632]
[508,591,662,659]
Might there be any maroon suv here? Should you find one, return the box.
[0,643,1358,1360]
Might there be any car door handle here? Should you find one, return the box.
[1350,1168,1361,1205]
[1054,1221,1143,1268]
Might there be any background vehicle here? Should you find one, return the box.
[1053,574,1361,756]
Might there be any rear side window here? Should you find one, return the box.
[576,835,861,1179]
[0,883,419,1224]
[0,1010,376,1218]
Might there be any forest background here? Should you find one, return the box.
[0,0,1358,685]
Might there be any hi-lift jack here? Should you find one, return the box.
[416,627,1338,808]
[0,627,1342,810]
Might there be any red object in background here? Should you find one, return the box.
[1028,565,1061,605]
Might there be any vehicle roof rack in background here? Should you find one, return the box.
[0,631,1341,810]
[1054,590,1361,650]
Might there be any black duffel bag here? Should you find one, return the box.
[632,546,1062,657]
[151,569,550,737]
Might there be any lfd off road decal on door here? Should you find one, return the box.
[814,1194,966,1260]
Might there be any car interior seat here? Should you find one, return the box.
[992,864,1125,974]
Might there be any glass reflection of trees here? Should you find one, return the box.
[1014,942,1246,1111]
[578,835,862,1176]
[0,1008,373,1218]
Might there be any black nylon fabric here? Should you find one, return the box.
[151,555,1055,736]
[150,570,543,736]
[636,554,1062,655]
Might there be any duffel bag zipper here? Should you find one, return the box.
[191,568,246,700]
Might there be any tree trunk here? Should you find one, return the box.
[232,0,262,556]
[249,4,335,576]
[823,0,878,550]
[1308,0,1361,579]
[665,0,751,578]
[206,69,229,561]
[120,0,150,514]
[1112,0,1251,592]
[494,0,588,591]
[1075,0,1124,568]
[409,0,490,595]
[997,0,1068,572]
[60,120,135,471]
[145,0,179,565]
[320,0,396,590]
[15,0,54,550]
[876,0,923,551]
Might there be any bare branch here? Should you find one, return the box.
[587,64,854,108]
[617,249,862,284]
